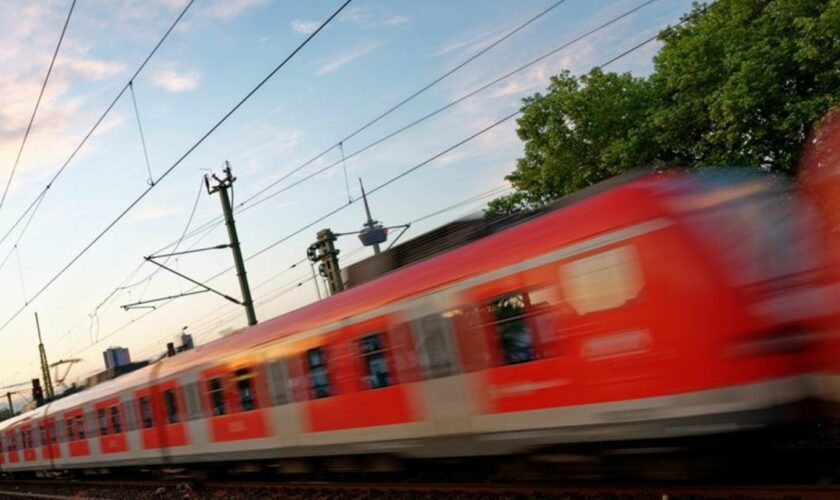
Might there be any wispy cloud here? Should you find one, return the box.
[127,203,181,223]
[316,45,378,75]
[204,0,268,20]
[434,27,505,57]
[0,2,127,184]
[290,19,319,35]
[150,67,201,92]
[381,15,409,26]
[339,7,409,28]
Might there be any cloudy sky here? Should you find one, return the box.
[0,0,695,401]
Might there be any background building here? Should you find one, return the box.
[103,347,131,370]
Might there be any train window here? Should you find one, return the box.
[49,422,57,444]
[76,414,86,439]
[97,408,108,436]
[109,406,122,434]
[208,377,227,416]
[561,245,643,315]
[39,425,47,447]
[487,294,536,365]
[65,419,75,442]
[164,389,180,423]
[235,368,257,411]
[358,333,391,389]
[123,401,136,432]
[306,347,331,398]
[184,382,202,420]
[138,396,154,428]
[267,360,289,405]
[414,314,457,378]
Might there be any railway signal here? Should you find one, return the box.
[307,229,344,295]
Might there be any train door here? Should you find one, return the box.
[407,297,472,435]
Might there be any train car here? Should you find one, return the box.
[0,169,832,477]
[799,107,840,410]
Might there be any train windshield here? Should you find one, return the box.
[666,172,822,287]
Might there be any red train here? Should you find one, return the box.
[1,169,837,476]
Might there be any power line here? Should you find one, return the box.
[91,0,576,271]
[0,0,354,335]
[145,20,674,332]
[65,110,521,357]
[56,8,673,378]
[141,0,659,253]
[236,0,662,215]
[239,0,569,211]
[0,0,197,253]
[0,0,77,215]
[129,81,155,186]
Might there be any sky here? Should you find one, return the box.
[0,0,697,404]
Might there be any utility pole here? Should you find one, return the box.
[6,392,13,417]
[205,162,257,326]
[35,312,54,401]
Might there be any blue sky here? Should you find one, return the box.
[0,0,696,401]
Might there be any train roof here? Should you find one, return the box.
[0,170,672,431]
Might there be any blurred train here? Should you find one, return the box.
[1,167,838,477]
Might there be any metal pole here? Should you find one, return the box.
[212,163,257,326]
[35,312,54,400]
[6,391,13,417]
[309,262,322,300]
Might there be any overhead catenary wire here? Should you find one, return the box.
[129,81,155,186]
[237,0,569,211]
[67,109,522,357]
[56,10,674,381]
[0,0,354,335]
[51,177,207,349]
[0,0,197,253]
[6,0,654,378]
[0,0,77,216]
[14,246,27,305]
[144,0,661,250]
[0,190,49,277]
[95,0,583,270]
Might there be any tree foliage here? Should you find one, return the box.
[490,0,840,214]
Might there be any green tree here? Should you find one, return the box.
[490,0,840,214]
[0,407,11,422]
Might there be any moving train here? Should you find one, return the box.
[1,168,837,477]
